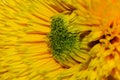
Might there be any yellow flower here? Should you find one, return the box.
[0,0,120,80]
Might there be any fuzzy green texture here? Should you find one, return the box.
[49,14,80,60]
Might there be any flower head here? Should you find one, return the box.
[0,0,120,80]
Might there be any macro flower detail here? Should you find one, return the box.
[0,0,120,80]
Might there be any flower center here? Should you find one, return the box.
[49,15,77,55]
[48,14,90,67]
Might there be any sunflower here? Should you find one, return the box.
[0,0,120,80]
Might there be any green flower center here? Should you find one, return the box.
[48,14,90,67]
[49,15,77,55]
